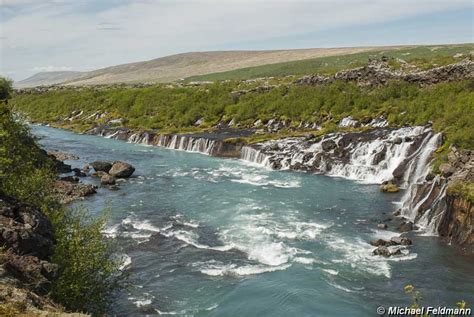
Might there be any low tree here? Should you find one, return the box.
[0,77,13,104]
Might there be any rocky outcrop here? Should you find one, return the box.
[400,147,473,251]
[0,194,64,313]
[0,195,55,259]
[47,151,79,161]
[295,59,474,87]
[439,195,473,246]
[54,179,97,204]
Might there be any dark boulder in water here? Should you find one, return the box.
[91,160,113,173]
[398,221,417,232]
[390,236,412,246]
[109,161,135,178]
[372,246,391,257]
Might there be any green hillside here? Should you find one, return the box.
[185,44,473,82]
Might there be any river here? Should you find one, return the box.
[33,125,473,316]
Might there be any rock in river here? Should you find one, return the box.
[101,174,116,185]
[91,161,113,173]
[109,161,135,178]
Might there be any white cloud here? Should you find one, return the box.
[1,0,472,80]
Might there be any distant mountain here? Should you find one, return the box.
[15,44,472,87]
[15,71,84,88]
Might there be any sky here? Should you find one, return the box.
[1,0,473,81]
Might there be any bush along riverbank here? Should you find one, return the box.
[0,80,127,315]
[10,59,474,253]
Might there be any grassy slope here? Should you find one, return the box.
[185,44,474,82]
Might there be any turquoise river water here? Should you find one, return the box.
[33,126,473,317]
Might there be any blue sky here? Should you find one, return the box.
[1,0,473,81]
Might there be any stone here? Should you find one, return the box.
[372,246,391,257]
[91,171,107,178]
[90,161,113,173]
[100,174,116,185]
[321,139,337,152]
[398,221,416,232]
[393,137,403,144]
[377,223,388,229]
[54,180,97,204]
[0,195,55,260]
[390,236,413,246]
[3,253,58,294]
[370,239,390,247]
[60,175,79,183]
[47,151,78,161]
[380,182,399,193]
[372,148,386,165]
[109,161,135,178]
[439,163,455,177]
[390,248,403,256]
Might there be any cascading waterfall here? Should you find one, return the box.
[124,132,216,155]
[241,146,270,166]
[240,126,448,235]
[240,126,436,183]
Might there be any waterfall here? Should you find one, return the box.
[241,146,270,166]
[240,126,438,184]
[147,134,216,155]
[399,133,443,221]
[415,179,448,235]
[239,127,449,236]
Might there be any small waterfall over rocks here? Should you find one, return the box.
[87,126,237,157]
[240,126,438,185]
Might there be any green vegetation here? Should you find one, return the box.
[447,181,474,203]
[185,44,473,82]
[0,78,124,315]
[12,79,474,149]
[0,78,13,103]
[404,284,469,316]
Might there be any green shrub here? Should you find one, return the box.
[0,83,125,315]
[50,207,125,314]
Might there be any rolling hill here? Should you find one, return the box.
[15,44,473,87]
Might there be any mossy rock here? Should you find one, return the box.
[380,182,399,193]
